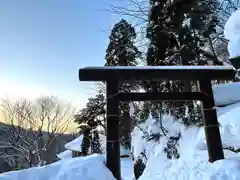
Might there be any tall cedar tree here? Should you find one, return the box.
[105,19,141,148]
[141,0,220,126]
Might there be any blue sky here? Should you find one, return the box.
[0,0,129,108]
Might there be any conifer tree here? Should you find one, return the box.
[105,19,141,148]
[92,130,102,154]
[74,92,106,131]
[143,0,220,126]
[105,19,141,66]
[81,128,91,156]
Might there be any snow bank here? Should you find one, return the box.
[0,154,115,180]
[213,82,240,106]
[140,149,240,180]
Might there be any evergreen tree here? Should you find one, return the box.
[74,91,106,131]
[92,130,102,154]
[143,0,221,127]
[105,19,141,148]
[105,19,141,66]
[147,0,221,66]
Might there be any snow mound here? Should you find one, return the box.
[0,154,115,180]
[213,82,240,106]
[224,9,240,58]
[140,149,240,180]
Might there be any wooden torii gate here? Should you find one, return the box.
[79,66,235,180]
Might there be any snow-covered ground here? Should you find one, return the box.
[0,154,115,180]
[121,158,134,180]
[0,154,133,180]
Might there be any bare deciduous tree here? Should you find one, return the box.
[0,96,75,170]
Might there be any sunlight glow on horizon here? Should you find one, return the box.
[0,79,89,133]
[0,79,88,110]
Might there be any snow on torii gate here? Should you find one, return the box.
[79,66,235,180]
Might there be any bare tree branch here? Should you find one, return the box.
[0,96,75,170]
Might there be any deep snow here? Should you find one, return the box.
[0,154,115,180]
[129,82,240,180]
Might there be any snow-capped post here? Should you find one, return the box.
[106,77,121,180]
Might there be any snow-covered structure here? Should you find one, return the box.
[57,133,130,160]
[56,134,85,159]
[57,134,103,159]
[64,134,85,157]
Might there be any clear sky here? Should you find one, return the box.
[0,0,128,109]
